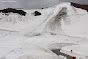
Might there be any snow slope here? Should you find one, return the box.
[0,2,88,38]
[6,45,59,59]
[0,2,88,59]
[61,44,88,59]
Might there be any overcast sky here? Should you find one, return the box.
[0,0,88,9]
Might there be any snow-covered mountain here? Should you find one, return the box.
[0,2,88,59]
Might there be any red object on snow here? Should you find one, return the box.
[72,57,76,59]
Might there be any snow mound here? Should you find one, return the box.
[6,45,59,59]
[25,3,75,36]
[26,2,88,38]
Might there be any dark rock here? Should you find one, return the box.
[41,8,43,9]
[71,3,88,12]
[52,49,72,59]
[34,11,41,16]
[0,8,26,16]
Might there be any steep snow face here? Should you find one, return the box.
[49,3,88,38]
[42,3,77,34]
[25,3,76,35]
[60,3,88,38]
[0,2,88,38]
[27,2,88,38]
[41,2,88,38]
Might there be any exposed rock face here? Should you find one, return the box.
[0,8,26,16]
[34,11,41,16]
[71,3,88,11]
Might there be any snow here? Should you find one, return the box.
[61,44,88,56]
[6,45,59,59]
[61,44,88,59]
[0,2,88,59]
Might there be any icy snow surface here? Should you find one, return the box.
[0,2,88,59]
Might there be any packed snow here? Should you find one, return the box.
[0,2,88,59]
